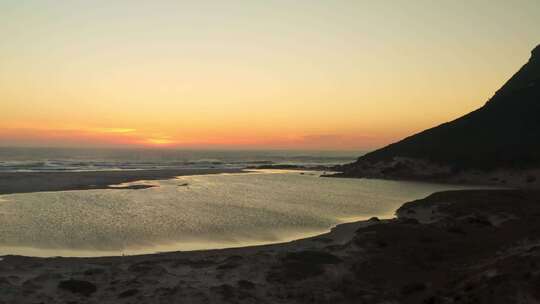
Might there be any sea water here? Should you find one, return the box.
[0,147,358,172]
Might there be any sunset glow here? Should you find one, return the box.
[1,1,539,150]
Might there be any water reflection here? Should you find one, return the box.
[0,171,484,257]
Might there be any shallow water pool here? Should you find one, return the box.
[0,171,483,257]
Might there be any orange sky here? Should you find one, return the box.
[1,1,539,150]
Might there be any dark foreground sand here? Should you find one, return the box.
[2,186,540,303]
[0,168,243,194]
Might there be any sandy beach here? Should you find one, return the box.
[0,168,244,195]
[1,174,540,303]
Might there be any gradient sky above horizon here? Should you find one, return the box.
[1,1,539,150]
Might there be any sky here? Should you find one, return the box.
[1,0,539,150]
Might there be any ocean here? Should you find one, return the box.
[0,147,360,172]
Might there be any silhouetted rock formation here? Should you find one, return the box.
[340,44,540,181]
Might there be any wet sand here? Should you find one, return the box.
[2,187,540,303]
[0,168,244,194]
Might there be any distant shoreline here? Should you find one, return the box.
[0,168,244,195]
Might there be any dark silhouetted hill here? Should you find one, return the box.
[341,44,540,178]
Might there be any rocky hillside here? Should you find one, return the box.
[339,44,540,182]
